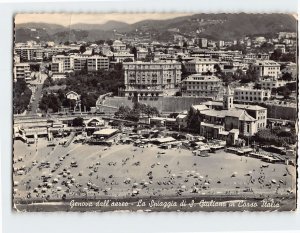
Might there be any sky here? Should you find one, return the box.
[15,13,193,26]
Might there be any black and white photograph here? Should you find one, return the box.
[12,12,298,212]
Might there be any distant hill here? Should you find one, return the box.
[70,20,130,31]
[14,13,297,43]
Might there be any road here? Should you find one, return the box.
[27,72,48,115]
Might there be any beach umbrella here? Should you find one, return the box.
[271,179,277,184]
[53,178,58,183]
[181,185,186,189]
[57,186,62,191]
[13,181,19,186]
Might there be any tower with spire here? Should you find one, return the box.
[223,85,234,110]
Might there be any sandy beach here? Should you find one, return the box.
[13,136,296,212]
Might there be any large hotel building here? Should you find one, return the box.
[181,74,222,99]
[120,61,182,97]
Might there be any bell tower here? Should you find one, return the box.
[223,85,234,110]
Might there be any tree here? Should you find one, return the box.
[115,106,131,119]
[95,40,105,45]
[130,47,137,60]
[270,49,282,61]
[39,93,61,113]
[186,108,201,133]
[240,67,259,83]
[30,64,40,72]
[13,79,32,114]
[286,82,296,91]
[123,58,133,62]
[106,40,113,46]
[72,117,84,127]
[276,86,291,99]
[214,64,222,76]
[281,72,293,81]
[79,45,86,54]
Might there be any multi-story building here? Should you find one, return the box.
[51,61,64,74]
[137,48,148,60]
[112,40,127,52]
[74,56,88,71]
[235,104,267,130]
[194,88,268,144]
[259,78,286,90]
[234,87,271,103]
[274,44,286,53]
[52,55,76,72]
[181,74,222,99]
[184,58,217,74]
[195,38,208,48]
[14,63,31,81]
[252,60,280,78]
[15,47,43,61]
[121,61,182,97]
[86,56,109,71]
[107,52,135,63]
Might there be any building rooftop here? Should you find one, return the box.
[201,108,256,121]
[191,104,210,112]
[254,60,280,66]
[93,128,118,136]
[184,75,221,82]
[235,104,267,111]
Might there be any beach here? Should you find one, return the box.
[13,137,296,212]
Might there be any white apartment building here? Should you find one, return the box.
[74,57,88,71]
[14,63,31,81]
[15,47,43,61]
[112,40,127,52]
[234,87,271,103]
[252,60,280,78]
[184,58,217,74]
[121,61,182,97]
[107,52,135,63]
[259,78,286,90]
[87,56,109,71]
[51,61,64,73]
[52,55,75,72]
[181,74,222,99]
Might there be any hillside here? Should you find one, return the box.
[14,13,297,43]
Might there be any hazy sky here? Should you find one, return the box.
[15,13,193,26]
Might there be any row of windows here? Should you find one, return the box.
[257,116,266,120]
[235,96,263,101]
[235,91,267,95]
[187,86,218,90]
